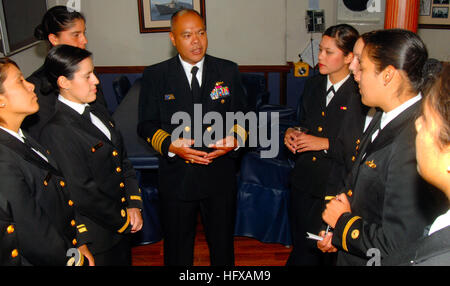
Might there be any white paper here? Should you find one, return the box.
[306,232,323,241]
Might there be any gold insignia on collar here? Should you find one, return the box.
[365,160,377,169]
[215,81,224,86]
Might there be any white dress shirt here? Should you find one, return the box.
[58,95,111,140]
[429,209,450,236]
[364,107,377,133]
[326,74,351,107]
[371,93,422,142]
[179,55,205,88]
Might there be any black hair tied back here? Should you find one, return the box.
[34,23,46,41]
[421,58,443,94]
[34,5,85,42]
[41,45,92,95]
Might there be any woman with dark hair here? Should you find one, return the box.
[319,29,446,266]
[0,58,91,266]
[38,45,143,266]
[22,5,106,139]
[323,32,378,196]
[34,5,87,49]
[383,63,449,266]
[284,24,367,265]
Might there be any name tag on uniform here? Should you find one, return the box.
[164,94,175,101]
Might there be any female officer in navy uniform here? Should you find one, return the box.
[382,62,450,266]
[383,62,450,266]
[319,29,446,266]
[22,5,107,140]
[284,24,366,265]
[38,45,143,266]
[0,58,91,266]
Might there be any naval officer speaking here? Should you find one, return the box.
[138,9,248,266]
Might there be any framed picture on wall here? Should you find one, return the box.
[433,0,449,4]
[419,0,450,29]
[420,0,432,16]
[138,0,206,33]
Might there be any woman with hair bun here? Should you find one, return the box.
[284,24,366,265]
[22,5,107,139]
[318,29,447,266]
[0,58,92,266]
[39,45,143,266]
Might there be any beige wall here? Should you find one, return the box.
[286,0,336,63]
[205,0,286,65]
[82,0,287,66]
[6,43,47,77]
[4,0,450,77]
[418,29,450,62]
[286,0,450,62]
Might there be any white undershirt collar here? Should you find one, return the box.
[179,55,205,87]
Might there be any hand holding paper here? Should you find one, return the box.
[317,231,338,253]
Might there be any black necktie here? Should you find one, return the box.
[326,86,335,106]
[327,85,335,94]
[191,66,201,103]
[360,111,382,160]
[82,104,95,121]
[82,104,115,143]
[370,112,382,143]
[22,136,49,162]
[22,136,37,151]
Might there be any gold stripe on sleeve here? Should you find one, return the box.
[342,216,362,252]
[151,130,164,149]
[117,210,130,234]
[151,129,170,154]
[229,124,248,144]
[130,195,142,201]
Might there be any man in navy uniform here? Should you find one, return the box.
[138,9,247,266]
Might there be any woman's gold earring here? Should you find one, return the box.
[447,166,450,174]
[0,103,5,107]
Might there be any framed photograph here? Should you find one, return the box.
[420,0,431,16]
[433,0,449,4]
[432,6,449,17]
[137,0,206,33]
[419,0,450,29]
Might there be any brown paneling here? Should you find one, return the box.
[95,66,146,74]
